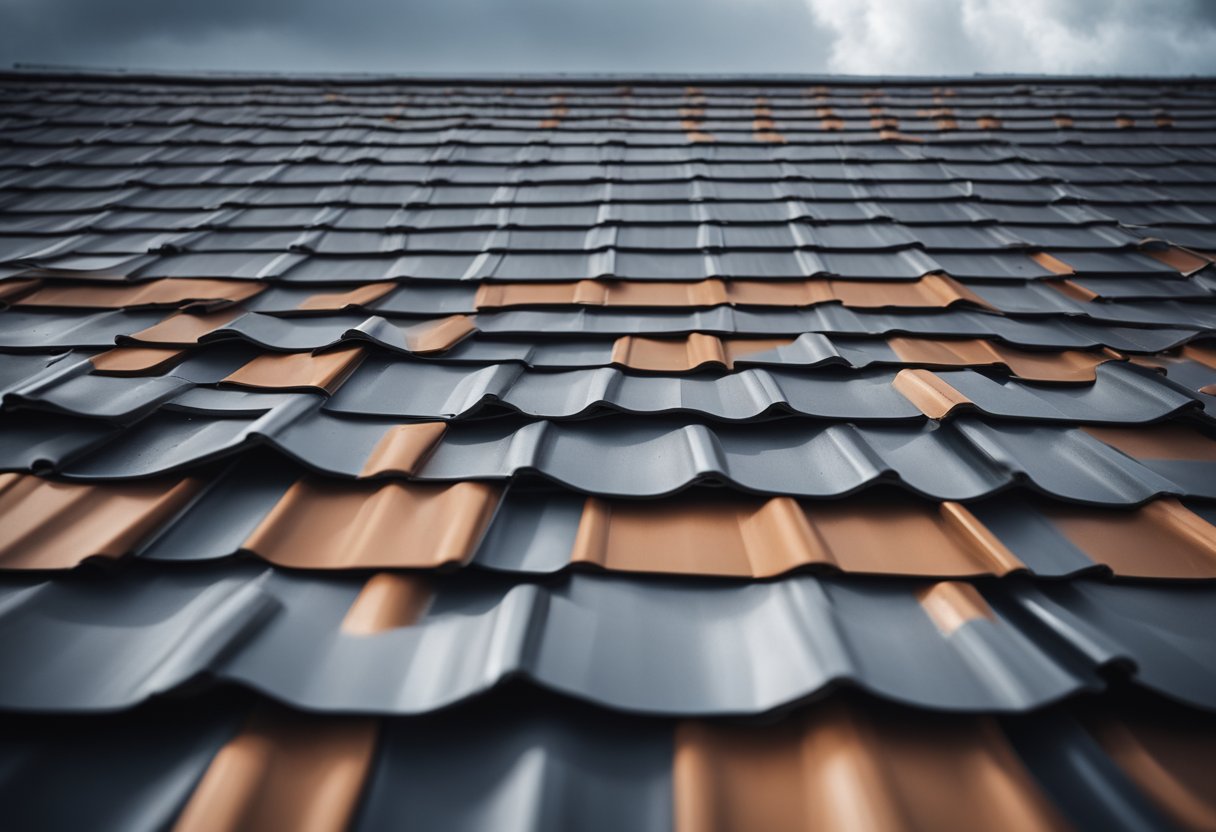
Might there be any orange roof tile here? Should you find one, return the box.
[296,283,395,311]
[359,422,449,477]
[886,337,1119,382]
[244,478,500,568]
[892,369,974,419]
[917,581,995,634]
[402,314,477,354]
[127,309,241,345]
[566,494,1026,578]
[173,708,377,832]
[0,474,200,568]
[674,701,1070,832]
[474,275,989,310]
[341,573,434,633]
[222,346,366,393]
[1084,707,1216,829]
[609,334,791,371]
[17,278,263,309]
[1143,246,1212,276]
[90,345,189,375]
[1083,424,1216,461]
[3,474,1215,578]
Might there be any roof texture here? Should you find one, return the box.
[1,70,1216,829]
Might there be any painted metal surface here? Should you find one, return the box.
[0,563,1213,713]
[0,687,1212,832]
[2,71,1216,830]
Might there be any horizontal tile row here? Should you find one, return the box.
[7,92,1213,113]
[10,100,1211,121]
[6,202,1214,240]
[3,688,1211,832]
[465,304,1216,340]
[6,104,1214,127]
[2,562,1215,713]
[0,223,1165,262]
[0,145,1200,184]
[7,349,1205,423]
[7,159,1216,189]
[6,306,1201,354]
[4,246,1180,285]
[8,123,1216,149]
[8,337,1157,386]
[7,137,1216,169]
[6,274,996,312]
[17,275,1216,330]
[4,405,1215,503]
[9,181,1216,225]
[6,463,1216,578]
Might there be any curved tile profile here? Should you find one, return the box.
[11,406,1215,504]
[468,307,1204,352]
[54,355,1177,425]
[321,359,1202,423]
[467,275,995,311]
[1,688,1213,832]
[5,464,1216,579]
[0,564,1214,714]
[0,308,166,349]
[0,697,245,832]
[11,275,1001,313]
[471,489,1216,580]
[0,329,1180,387]
[5,74,1216,832]
[2,304,1204,354]
[435,334,1129,381]
[0,472,202,568]
[14,278,265,310]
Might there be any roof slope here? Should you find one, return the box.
[1,71,1216,830]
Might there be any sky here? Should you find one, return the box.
[1,0,1214,76]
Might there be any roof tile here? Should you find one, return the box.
[4,70,1216,827]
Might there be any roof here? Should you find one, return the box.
[1,70,1215,829]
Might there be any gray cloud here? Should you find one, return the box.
[804,0,1216,75]
[0,0,829,73]
[0,0,1213,74]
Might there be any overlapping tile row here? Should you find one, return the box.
[3,349,1210,422]
[6,76,1216,287]
[2,562,1216,713]
[4,71,1216,830]
[6,406,1216,503]
[4,688,1213,832]
[6,465,1216,578]
[4,306,1213,353]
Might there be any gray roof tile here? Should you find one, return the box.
[0,562,1212,713]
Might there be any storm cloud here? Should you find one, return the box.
[0,0,1213,74]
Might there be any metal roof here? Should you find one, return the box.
[2,70,1216,829]
[1,688,1211,832]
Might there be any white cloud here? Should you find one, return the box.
[804,0,1216,74]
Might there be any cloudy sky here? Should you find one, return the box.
[2,0,1214,75]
